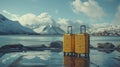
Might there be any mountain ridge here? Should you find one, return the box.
[33,24,65,35]
[0,14,36,35]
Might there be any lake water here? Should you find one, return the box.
[0,35,120,47]
[0,35,120,67]
[0,35,62,47]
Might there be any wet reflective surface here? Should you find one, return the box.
[64,56,89,67]
[0,36,120,67]
[0,49,120,67]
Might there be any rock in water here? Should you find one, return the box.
[97,42,115,49]
[49,41,63,49]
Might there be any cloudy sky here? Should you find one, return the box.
[0,0,120,32]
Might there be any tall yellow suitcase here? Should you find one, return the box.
[63,26,75,53]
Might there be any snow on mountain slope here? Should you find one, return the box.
[33,24,65,34]
[34,25,46,33]
[0,14,36,34]
[88,24,120,33]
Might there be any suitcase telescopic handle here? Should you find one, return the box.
[67,26,72,34]
[80,25,86,33]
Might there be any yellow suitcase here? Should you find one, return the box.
[63,26,75,53]
[75,25,90,54]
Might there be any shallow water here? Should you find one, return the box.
[0,50,120,67]
[0,35,62,47]
[0,35,120,67]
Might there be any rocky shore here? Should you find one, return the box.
[0,41,120,53]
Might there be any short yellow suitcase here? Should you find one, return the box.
[75,25,90,56]
[75,34,89,54]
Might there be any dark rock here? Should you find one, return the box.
[40,44,48,48]
[49,41,63,49]
[97,43,115,53]
[97,42,115,49]
[90,45,94,48]
[1,44,23,49]
[98,49,114,53]
[24,44,47,51]
[116,44,120,52]
[0,44,24,52]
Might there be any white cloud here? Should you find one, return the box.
[76,19,84,24]
[57,18,84,33]
[57,18,69,26]
[19,13,37,25]
[71,0,105,19]
[37,12,53,24]
[19,12,53,26]
[57,18,69,32]
[2,10,53,26]
[113,5,120,24]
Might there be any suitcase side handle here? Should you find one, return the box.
[67,26,72,34]
[80,25,86,33]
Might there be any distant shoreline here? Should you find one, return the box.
[0,34,63,37]
[0,34,119,37]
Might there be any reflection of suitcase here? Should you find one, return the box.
[75,57,89,67]
[63,26,75,54]
[64,56,75,67]
[75,25,90,54]
[64,56,89,67]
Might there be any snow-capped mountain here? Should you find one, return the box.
[88,24,120,36]
[0,14,36,34]
[33,24,65,34]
